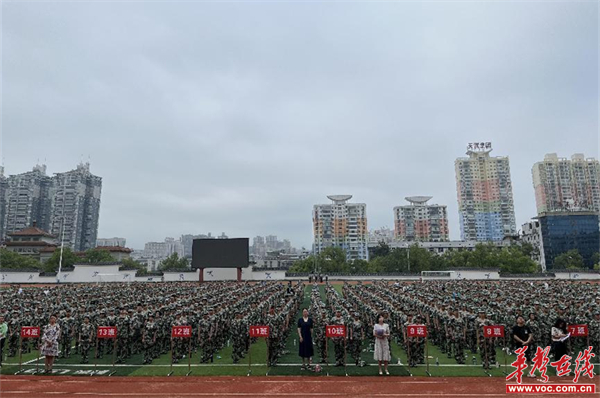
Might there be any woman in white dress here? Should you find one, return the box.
[373,315,390,375]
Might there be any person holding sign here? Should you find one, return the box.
[40,314,60,374]
[297,308,314,370]
[551,318,568,362]
[331,309,346,367]
[373,315,390,375]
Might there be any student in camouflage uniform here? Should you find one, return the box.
[449,310,466,364]
[266,305,280,366]
[198,311,213,363]
[476,310,494,369]
[78,316,94,364]
[330,309,346,366]
[231,310,246,363]
[172,311,183,363]
[526,313,541,352]
[20,308,33,354]
[131,305,145,355]
[349,311,363,365]
[95,310,107,359]
[73,307,86,355]
[8,307,21,357]
[142,314,157,364]
[413,315,426,365]
[105,309,117,355]
[314,310,327,363]
[59,310,75,358]
[115,308,130,363]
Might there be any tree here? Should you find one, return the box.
[553,249,585,270]
[591,252,600,269]
[43,247,80,272]
[349,259,369,274]
[159,253,189,271]
[289,256,316,273]
[497,247,538,274]
[0,249,42,270]
[121,258,148,275]
[442,249,473,269]
[371,241,391,260]
[317,247,349,273]
[83,248,116,264]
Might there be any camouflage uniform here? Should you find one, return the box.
[142,318,157,364]
[349,316,363,365]
[476,315,495,369]
[8,311,21,357]
[115,312,130,363]
[231,312,246,363]
[330,313,345,366]
[59,312,75,358]
[266,311,280,366]
[79,320,94,364]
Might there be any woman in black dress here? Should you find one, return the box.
[297,308,314,370]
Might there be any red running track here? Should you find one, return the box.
[0,375,598,398]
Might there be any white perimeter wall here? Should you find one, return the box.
[1,266,599,284]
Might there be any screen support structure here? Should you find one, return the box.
[237,268,242,282]
[198,268,204,283]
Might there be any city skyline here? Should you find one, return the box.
[2,2,597,250]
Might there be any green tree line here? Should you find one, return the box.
[289,243,599,274]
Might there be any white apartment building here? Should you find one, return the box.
[313,195,368,261]
[532,153,600,214]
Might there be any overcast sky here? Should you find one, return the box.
[1,1,598,250]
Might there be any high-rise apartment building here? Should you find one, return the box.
[2,165,52,242]
[1,163,102,251]
[48,163,102,252]
[455,143,516,241]
[394,196,449,242]
[532,153,600,214]
[313,195,368,261]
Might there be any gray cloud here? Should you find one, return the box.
[2,1,597,249]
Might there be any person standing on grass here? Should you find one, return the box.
[512,315,534,378]
[0,315,7,367]
[297,308,314,370]
[551,318,569,363]
[373,315,390,375]
[40,314,60,374]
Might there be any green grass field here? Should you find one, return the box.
[1,284,596,377]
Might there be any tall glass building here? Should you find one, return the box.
[538,211,599,270]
